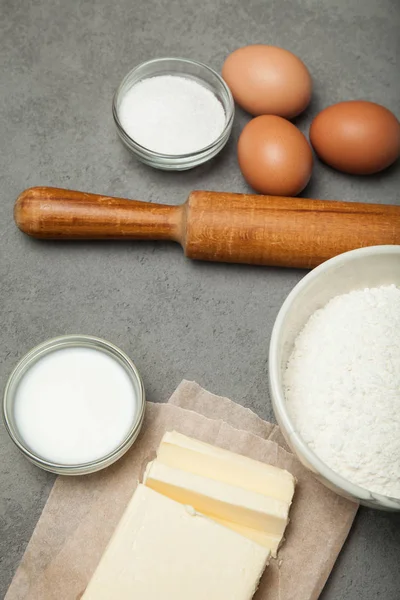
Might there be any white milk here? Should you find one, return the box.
[14,347,138,464]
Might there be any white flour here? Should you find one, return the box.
[118,75,226,155]
[284,284,400,499]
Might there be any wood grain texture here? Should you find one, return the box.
[14,187,400,269]
[14,187,182,241]
[183,191,400,268]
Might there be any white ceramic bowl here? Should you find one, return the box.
[269,245,400,511]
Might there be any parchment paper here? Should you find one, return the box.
[168,380,290,450]
[5,383,358,600]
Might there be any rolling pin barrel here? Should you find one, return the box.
[14,186,400,269]
[183,191,400,268]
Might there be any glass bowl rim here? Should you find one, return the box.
[112,56,235,159]
[2,334,146,474]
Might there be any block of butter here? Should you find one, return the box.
[82,484,270,600]
[153,431,295,556]
[157,430,295,501]
[144,459,289,553]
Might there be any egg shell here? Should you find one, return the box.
[310,101,400,175]
[222,45,312,118]
[238,115,313,196]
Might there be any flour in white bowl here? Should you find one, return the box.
[284,284,400,499]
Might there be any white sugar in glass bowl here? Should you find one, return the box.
[269,245,400,511]
[113,57,234,170]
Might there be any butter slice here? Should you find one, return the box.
[144,459,289,539]
[82,485,270,600]
[157,431,295,502]
[213,517,282,554]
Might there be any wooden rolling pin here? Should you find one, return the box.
[14,186,400,269]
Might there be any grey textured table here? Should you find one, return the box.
[1,0,400,598]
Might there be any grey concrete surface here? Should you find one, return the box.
[1,0,399,597]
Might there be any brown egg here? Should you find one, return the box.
[222,45,312,118]
[310,101,400,174]
[238,115,313,196]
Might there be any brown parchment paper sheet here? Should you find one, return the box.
[168,380,290,450]
[5,383,358,600]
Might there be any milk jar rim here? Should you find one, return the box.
[2,334,146,475]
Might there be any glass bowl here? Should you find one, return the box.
[2,335,146,475]
[269,245,400,511]
[112,57,234,170]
